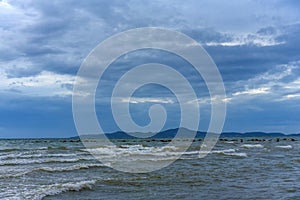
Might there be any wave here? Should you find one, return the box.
[0,153,78,161]
[83,145,196,163]
[222,152,247,157]
[181,151,200,155]
[275,145,293,149]
[0,157,94,166]
[83,145,249,161]
[23,180,96,200]
[0,148,21,152]
[212,149,236,154]
[0,146,49,153]
[199,149,248,158]
[212,149,247,157]
[0,171,29,179]
[86,145,248,161]
[241,144,264,148]
[82,145,179,156]
[0,163,105,179]
[25,153,77,158]
[47,146,71,150]
[39,163,106,172]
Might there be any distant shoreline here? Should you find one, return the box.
[71,127,300,139]
[1,128,299,139]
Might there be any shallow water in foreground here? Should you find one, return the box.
[0,138,299,200]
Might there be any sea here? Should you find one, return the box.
[0,137,299,200]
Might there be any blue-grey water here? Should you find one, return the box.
[0,137,299,200]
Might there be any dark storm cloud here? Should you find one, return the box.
[203,24,300,82]
[1,0,299,79]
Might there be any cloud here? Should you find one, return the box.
[0,69,75,97]
[225,61,300,104]
[283,93,300,99]
[0,0,299,84]
[1,0,300,135]
[232,87,270,96]
[205,32,284,47]
[118,97,175,104]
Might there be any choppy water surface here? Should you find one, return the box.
[0,137,299,200]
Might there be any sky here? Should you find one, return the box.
[0,0,300,138]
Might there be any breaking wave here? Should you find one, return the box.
[275,145,293,149]
[23,180,97,200]
[241,144,264,148]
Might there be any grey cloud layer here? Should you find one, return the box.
[1,0,300,135]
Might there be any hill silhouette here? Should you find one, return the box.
[72,128,299,139]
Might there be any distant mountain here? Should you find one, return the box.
[287,133,300,137]
[72,128,299,139]
[221,132,285,137]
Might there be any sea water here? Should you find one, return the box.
[0,138,299,200]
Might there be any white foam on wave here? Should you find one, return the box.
[120,144,144,149]
[181,151,199,155]
[0,156,94,166]
[212,149,236,154]
[223,152,248,157]
[0,146,49,153]
[83,144,179,156]
[22,153,77,158]
[0,171,29,179]
[0,163,106,179]
[85,145,248,161]
[275,145,292,149]
[0,153,77,161]
[212,149,247,157]
[241,144,264,148]
[83,145,200,162]
[39,163,106,172]
[22,180,97,200]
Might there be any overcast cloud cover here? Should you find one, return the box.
[0,0,300,137]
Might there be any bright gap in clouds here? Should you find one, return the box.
[0,69,75,97]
